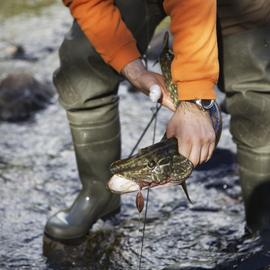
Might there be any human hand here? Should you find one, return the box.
[121,59,175,111]
[166,101,216,167]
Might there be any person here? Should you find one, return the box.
[44,0,219,240]
[217,0,270,233]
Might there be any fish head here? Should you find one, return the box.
[108,139,178,194]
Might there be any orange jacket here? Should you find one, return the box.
[63,0,219,100]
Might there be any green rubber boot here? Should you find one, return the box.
[238,149,270,232]
[44,0,166,241]
[218,24,270,232]
[45,103,121,240]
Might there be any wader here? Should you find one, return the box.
[45,0,270,240]
[218,0,270,231]
[45,0,166,240]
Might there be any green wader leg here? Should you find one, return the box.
[219,24,270,232]
[45,0,165,240]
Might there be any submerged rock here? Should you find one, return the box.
[0,42,23,60]
[0,41,37,62]
[0,73,54,122]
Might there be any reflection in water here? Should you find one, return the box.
[43,219,267,270]
[43,235,98,269]
[43,220,125,270]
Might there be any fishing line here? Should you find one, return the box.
[129,102,160,270]
[129,105,161,158]
[127,100,160,270]
[136,1,160,268]
[138,102,159,270]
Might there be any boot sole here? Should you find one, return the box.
[44,206,121,243]
[43,232,87,245]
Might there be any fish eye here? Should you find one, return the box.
[148,160,156,168]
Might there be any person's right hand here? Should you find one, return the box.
[166,101,216,167]
[121,58,175,111]
[121,58,216,167]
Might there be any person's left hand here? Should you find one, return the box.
[121,59,175,111]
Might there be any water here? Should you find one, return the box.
[0,2,269,270]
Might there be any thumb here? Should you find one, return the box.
[149,84,162,103]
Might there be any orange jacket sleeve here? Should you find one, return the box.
[65,0,219,100]
[66,0,141,72]
[163,0,219,100]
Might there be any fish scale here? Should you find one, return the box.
[159,32,179,108]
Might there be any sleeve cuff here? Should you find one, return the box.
[177,80,217,100]
[109,42,141,73]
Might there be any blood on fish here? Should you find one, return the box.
[136,191,144,213]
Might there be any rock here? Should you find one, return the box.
[0,73,54,122]
[0,41,38,62]
[0,41,21,59]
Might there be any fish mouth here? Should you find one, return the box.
[108,175,140,194]
[108,174,183,195]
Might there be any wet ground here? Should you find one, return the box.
[1,2,270,270]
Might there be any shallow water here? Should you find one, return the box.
[0,2,269,270]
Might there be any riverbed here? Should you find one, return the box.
[0,1,269,270]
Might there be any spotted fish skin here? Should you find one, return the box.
[110,138,194,190]
[159,32,179,108]
[108,32,222,203]
[160,32,222,139]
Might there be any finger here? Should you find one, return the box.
[146,77,169,108]
[154,73,167,89]
[153,75,175,111]
[141,74,159,94]
[149,84,162,103]
[163,96,176,112]
[178,139,192,161]
[166,128,174,139]
[189,144,201,167]
[144,73,164,91]
[206,142,215,162]
[199,144,210,164]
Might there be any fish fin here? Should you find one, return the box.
[162,31,170,52]
[180,182,193,204]
[160,133,167,142]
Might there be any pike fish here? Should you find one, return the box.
[108,32,222,212]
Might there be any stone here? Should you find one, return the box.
[0,41,37,61]
[0,73,54,122]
